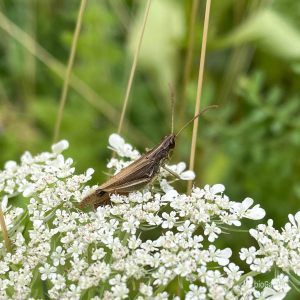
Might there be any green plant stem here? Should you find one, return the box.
[236,271,259,285]
[0,208,12,252]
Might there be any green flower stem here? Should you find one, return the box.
[236,271,259,285]
[0,208,12,252]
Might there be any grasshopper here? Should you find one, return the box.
[79,105,217,209]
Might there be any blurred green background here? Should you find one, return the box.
[1,0,300,227]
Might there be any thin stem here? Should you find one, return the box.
[187,0,211,194]
[53,0,87,142]
[235,271,259,285]
[0,208,12,252]
[178,0,199,126]
[117,0,152,134]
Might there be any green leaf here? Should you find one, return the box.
[215,9,300,60]
[127,0,185,98]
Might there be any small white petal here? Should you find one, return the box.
[4,160,17,171]
[162,189,178,202]
[180,170,195,180]
[242,197,254,210]
[249,229,258,238]
[211,184,225,194]
[294,211,300,225]
[109,133,124,149]
[33,220,43,228]
[216,248,232,266]
[1,196,8,211]
[245,205,266,220]
[56,155,65,166]
[52,140,69,153]
[288,214,296,227]
[176,162,186,173]
[261,287,286,300]
[41,274,47,281]
[23,185,35,197]
[86,168,95,177]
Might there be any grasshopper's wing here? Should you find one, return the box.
[97,177,152,194]
[98,154,158,193]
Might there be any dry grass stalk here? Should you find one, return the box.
[187,0,212,193]
[53,0,87,142]
[117,0,152,135]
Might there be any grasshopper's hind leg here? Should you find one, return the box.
[93,191,111,209]
[78,190,110,209]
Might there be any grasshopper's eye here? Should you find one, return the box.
[170,136,176,149]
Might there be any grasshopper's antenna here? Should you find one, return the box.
[176,105,218,137]
[168,83,175,134]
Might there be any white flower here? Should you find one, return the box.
[210,184,225,194]
[232,197,265,220]
[109,274,127,286]
[201,184,225,199]
[177,220,195,235]
[23,185,35,197]
[128,236,142,250]
[166,162,195,180]
[260,287,287,300]
[250,257,273,273]
[153,291,169,300]
[39,263,57,281]
[111,283,129,299]
[91,248,106,261]
[122,216,140,234]
[161,211,178,229]
[159,179,175,193]
[51,140,69,154]
[1,133,295,300]
[85,168,95,178]
[223,263,243,280]
[240,247,257,264]
[0,261,9,275]
[108,133,140,159]
[51,246,66,266]
[174,259,195,277]
[287,211,300,230]
[186,284,206,300]
[50,274,66,290]
[161,189,178,203]
[204,222,221,242]
[4,160,17,171]
[139,283,153,297]
[152,267,172,286]
[208,245,232,266]
[271,274,290,293]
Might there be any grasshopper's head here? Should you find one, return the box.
[154,134,176,163]
[161,134,176,150]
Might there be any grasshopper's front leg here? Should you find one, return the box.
[163,166,181,180]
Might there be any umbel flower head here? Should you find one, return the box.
[0,134,297,299]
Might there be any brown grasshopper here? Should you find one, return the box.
[79,106,217,209]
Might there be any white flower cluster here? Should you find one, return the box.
[240,212,300,292]
[0,134,298,299]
